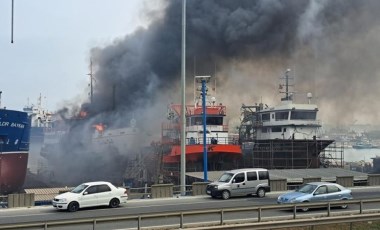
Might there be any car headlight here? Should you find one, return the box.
[59,198,67,202]
[213,185,218,189]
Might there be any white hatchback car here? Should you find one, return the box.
[52,181,128,212]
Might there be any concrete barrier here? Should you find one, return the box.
[336,176,354,187]
[270,179,287,191]
[367,174,380,186]
[303,177,321,184]
[192,182,209,196]
[8,193,35,208]
[151,184,173,198]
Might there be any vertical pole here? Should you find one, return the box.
[180,0,187,196]
[202,79,208,181]
[11,0,14,43]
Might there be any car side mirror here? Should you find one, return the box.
[83,191,88,195]
[232,179,236,183]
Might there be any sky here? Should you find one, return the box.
[2,0,380,129]
[0,0,156,111]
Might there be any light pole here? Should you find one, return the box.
[180,0,186,196]
[195,76,211,181]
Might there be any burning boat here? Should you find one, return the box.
[239,69,335,169]
[161,76,242,174]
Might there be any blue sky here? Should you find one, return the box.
[0,0,153,111]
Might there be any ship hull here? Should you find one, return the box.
[0,109,31,194]
[163,144,242,171]
[242,139,334,169]
[0,152,29,194]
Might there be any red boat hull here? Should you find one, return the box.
[164,144,242,163]
[0,152,29,194]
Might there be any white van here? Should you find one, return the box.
[206,168,270,199]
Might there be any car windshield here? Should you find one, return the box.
[71,184,89,194]
[296,184,318,194]
[218,173,234,182]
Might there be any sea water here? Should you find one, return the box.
[344,148,380,163]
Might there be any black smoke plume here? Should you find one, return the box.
[39,0,380,186]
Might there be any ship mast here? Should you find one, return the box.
[88,59,94,104]
[280,69,294,101]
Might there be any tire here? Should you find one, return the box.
[109,198,120,208]
[300,201,309,212]
[340,199,348,209]
[256,188,266,198]
[67,202,79,212]
[221,190,231,200]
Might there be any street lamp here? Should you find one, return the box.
[195,75,211,181]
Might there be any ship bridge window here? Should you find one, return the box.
[272,127,282,132]
[275,112,289,121]
[261,113,270,121]
[290,111,316,120]
[190,116,223,126]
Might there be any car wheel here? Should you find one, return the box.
[256,188,266,198]
[67,202,79,212]
[300,201,309,212]
[340,199,348,209]
[221,190,230,200]
[109,198,120,208]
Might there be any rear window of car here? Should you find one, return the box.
[97,184,111,193]
[258,171,269,180]
[327,185,341,193]
[247,171,257,181]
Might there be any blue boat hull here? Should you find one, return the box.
[0,109,31,194]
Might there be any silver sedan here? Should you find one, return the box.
[277,182,353,211]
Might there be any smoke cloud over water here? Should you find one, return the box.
[41,0,380,186]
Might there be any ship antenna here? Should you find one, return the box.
[87,59,94,104]
[0,91,2,108]
[280,69,294,101]
[285,69,290,100]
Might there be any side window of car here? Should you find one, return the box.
[86,186,97,194]
[327,185,341,193]
[98,184,111,193]
[315,186,327,195]
[247,172,258,181]
[233,173,245,183]
[258,171,269,180]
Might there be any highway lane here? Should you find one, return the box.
[0,186,379,229]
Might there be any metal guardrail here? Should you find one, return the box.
[1,198,380,229]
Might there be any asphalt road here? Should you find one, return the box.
[0,186,380,229]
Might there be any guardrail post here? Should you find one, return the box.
[258,207,262,222]
[180,212,183,228]
[44,223,47,230]
[138,216,141,230]
[327,203,331,217]
[220,209,224,225]
[360,200,363,214]
[293,205,297,219]
[93,219,96,230]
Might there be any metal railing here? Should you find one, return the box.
[1,198,380,229]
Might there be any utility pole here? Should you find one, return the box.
[11,0,14,43]
[180,0,186,196]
